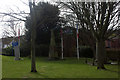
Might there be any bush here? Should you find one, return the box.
[2,46,13,56]
[2,45,30,57]
[106,49,120,61]
[21,44,58,57]
[35,44,49,57]
[19,40,31,57]
[80,46,93,58]
[20,44,30,57]
[20,44,50,57]
[2,42,51,57]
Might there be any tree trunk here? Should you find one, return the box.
[31,29,37,72]
[49,29,58,60]
[96,40,106,69]
[29,1,37,72]
[91,46,96,66]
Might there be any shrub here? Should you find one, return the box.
[35,44,49,57]
[20,44,30,57]
[2,46,13,56]
[19,40,31,57]
[106,49,120,61]
[2,45,30,57]
[80,46,93,58]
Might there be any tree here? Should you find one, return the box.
[2,17,25,39]
[28,0,37,72]
[27,1,60,72]
[26,2,60,44]
[49,29,58,59]
[0,8,27,38]
[2,18,18,38]
[0,0,36,72]
[61,2,120,69]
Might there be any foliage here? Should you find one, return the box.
[80,46,93,58]
[35,44,49,57]
[2,46,13,56]
[24,2,61,62]
[3,43,30,57]
[25,2,60,44]
[20,41,31,57]
[106,49,120,61]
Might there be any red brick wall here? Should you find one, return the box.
[106,39,120,48]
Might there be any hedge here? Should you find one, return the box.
[79,46,93,58]
[2,46,13,56]
[106,49,120,61]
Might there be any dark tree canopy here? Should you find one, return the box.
[25,2,60,45]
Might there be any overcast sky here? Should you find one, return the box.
[0,0,30,38]
[0,0,119,38]
[0,0,54,38]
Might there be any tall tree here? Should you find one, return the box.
[28,0,37,72]
[61,2,120,69]
[49,29,58,59]
[26,2,60,43]
[27,1,60,72]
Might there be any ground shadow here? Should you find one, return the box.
[29,71,49,78]
[104,69,119,73]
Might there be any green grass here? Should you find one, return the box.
[2,55,119,78]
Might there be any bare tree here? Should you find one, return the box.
[0,5,28,38]
[0,0,39,73]
[2,17,25,38]
[60,2,120,69]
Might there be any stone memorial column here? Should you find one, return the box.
[12,41,20,60]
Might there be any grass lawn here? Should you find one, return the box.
[2,55,119,78]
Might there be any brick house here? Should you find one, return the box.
[105,37,120,49]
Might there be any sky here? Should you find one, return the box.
[0,0,54,38]
[0,0,119,38]
[0,0,30,38]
